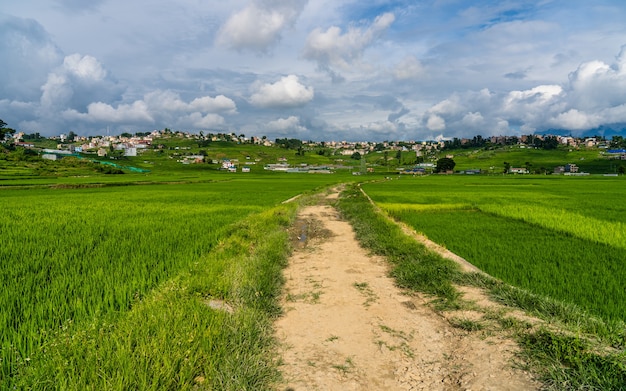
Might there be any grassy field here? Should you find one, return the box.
[0,176,344,389]
[443,144,623,174]
[361,175,626,322]
[3,135,626,389]
[338,182,626,390]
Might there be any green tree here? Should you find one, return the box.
[351,151,361,160]
[0,119,15,141]
[504,161,511,173]
[66,131,77,142]
[435,157,455,173]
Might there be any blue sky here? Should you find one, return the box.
[1,0,626,141]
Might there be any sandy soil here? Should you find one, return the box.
[274,192,541,390]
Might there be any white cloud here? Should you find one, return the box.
[426,114,445,131]
[462,112,485,128]
[144,90,237,114]
[550,109,599,130]
[190,95,237,113]
[393,56,424,80]
[303,12,395,72]
[62,54,107,81]
[362,120,397,135]
[39,53,123,113]
[182,112,226,128]
[40,73,72,109]
[250,75,314,108]
[62,90,236,129]
[216,0,307,52]
[265,115,306,133]
[64,100,153,123]
[567,50,626,111]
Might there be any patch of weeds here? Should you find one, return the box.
[376,324,415,357]
[375,339,414,358]
[285,292,307,302]
[285,290,323,304]
[450,317,484,332]
[498,316,532,332]
[310,290,322,303]
[325,335,339,342]
[379,324,412,341]
[306,277,324,289]
[520,329,626,390]
[331,357,354,374]
[353,282,378,306]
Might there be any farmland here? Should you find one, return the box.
[0,176,343,389]
[2,134,626,389]
[362,175,626,322]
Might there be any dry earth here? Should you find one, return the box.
[274,191,541,391]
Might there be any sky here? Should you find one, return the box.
[1,0,626,141]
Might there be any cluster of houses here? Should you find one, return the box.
[10,128,626,175]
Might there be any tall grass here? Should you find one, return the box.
[0,178,333,388]
[479,204,626,249]
[11,203,297,390]
[363,176,626,323]
[347,181,626,390]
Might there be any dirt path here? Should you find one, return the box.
[274,192,540,390]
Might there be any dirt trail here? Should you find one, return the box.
[274,191,540,390]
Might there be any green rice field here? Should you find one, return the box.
[362,175,626,323]
[0,176,342,389]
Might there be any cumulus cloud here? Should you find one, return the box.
[549,109,600,130]
[426,114,445,132]
[566,49,626,111]
[0,15,63,102]
[144,90,237,114]
[362,120,398,135]
[63,101,153,123]
[216,0,307,52]
[303,12,395,75]
[250,75,314,108]
[62,54,107,81]
[418,45,626,138]
[40,54,123,113]
[63,90,236,130]
[265,115,307,133]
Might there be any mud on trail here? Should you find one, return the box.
[274,192,540,391]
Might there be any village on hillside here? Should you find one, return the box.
[4,127,626,176]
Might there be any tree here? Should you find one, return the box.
[351,151,361,160]
[0,119,15,141]
[435,157,455,173]
[503,161,511,173]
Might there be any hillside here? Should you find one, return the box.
[2,134,625,183]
